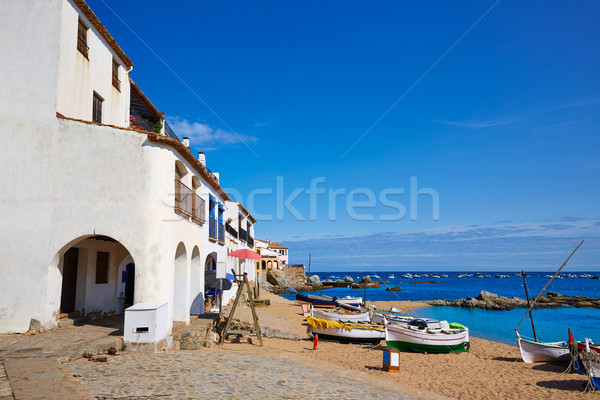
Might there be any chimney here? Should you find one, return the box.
[198,152,206,166]
[182,137,190,148]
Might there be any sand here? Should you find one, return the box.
[222,292,596,400]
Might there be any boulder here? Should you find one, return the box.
[476,290,498,302]
[386,287,402,291]
[308,275,321,284]
[362,276,374,283]
[344,276,354,283]
[267,270,289,287]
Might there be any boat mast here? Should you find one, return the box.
[521,270,538,342]
[515,240,585,330]
[306,254,311,296]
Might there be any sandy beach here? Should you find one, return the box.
[222,292,596,400]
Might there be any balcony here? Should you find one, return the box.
[225,224,238,238]
[209,217,217,241]
[174,179,192,217]
[218,223,225,244]
[192,193,205,225]
[239,228,247,242]
[248,236,254,247]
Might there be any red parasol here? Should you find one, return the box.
[229,249,261,260]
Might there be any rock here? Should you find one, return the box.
[386,287,402,291]
[476,291,498,302]
[362,276,374,283]
[28,318,42,332]
[351,281,380,289]
[382,281,390,284]
[267,270,289,287]
[409,281,439,285]
[308,275,321,284]
[344,276,354,283]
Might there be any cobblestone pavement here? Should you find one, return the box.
[0,363,13,400]
[0,317,123,361]
[66,349,417,400]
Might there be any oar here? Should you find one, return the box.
[515,240,585,331]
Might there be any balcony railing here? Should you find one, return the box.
[218,223,225,243]
[192,193,205,224]
[174,179,192,216]
[248,236,254,247]
[225,224,238,238]
[239,228,247,242]
[164,122,180,142]
[209,217,217,240]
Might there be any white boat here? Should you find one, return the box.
[516,331,570,363]
[306,316,384,343]
[385,322,470,353]
[320,294,363,306]
[311,308,370,323]
[387,274,395,279]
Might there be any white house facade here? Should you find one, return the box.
[0,0,250,334]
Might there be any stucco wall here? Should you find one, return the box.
[56,0,130,127]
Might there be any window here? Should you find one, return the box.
[95,251,109,284]
[92,92,103,123]
[112,59,120,91]
[77,18,89,58]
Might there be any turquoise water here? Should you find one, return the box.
[282,271,600,345]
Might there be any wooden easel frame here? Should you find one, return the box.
[218,271,263,346]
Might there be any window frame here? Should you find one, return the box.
[112,58,120,91]
[77,18,89,59]
[95,251,110,284]
[92,91,103,123]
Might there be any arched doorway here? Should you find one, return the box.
[173,242,189,323]
[190,246,203,315]
[56,235,135,320]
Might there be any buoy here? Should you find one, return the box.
[313,333,318,350]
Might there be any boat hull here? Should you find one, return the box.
[385,324,470,353]
[310,326,384,343]
[517,338,570,363]
[312,309,370,323]
[295,294,337,308]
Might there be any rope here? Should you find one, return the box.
[563,339,580,375]
[582,346,600,392]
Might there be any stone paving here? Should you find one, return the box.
[0,363,13,400]
[66,349,416,400]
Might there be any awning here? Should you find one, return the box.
[229,249,261,260]
[260,249,280,258]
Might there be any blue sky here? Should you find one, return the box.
[89,0,600,270]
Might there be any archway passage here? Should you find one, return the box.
[173,242,189,323]
[57,235,134,319]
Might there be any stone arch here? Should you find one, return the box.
[173,242,189,323]
[190,246,203,315]
[52,234,135,321]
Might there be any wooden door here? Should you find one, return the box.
[60,247,79,313]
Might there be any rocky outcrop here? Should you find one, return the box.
[409,281,439,285]
[427,291,600,310]
[386,287,402,291]
[350,281,380,289]
[261,266,323,294]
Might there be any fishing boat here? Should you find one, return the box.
[385,321,470,353]
[568,335,600,390]
[516,330,570,363]
[311,308,370,323]
[514,242,585,363]
[295,293,337,308]
[306,316,384,343]
[320,294,363,306]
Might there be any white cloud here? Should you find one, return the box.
[168,118,258,149]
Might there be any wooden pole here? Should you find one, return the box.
[516,240,585,330]
[244,273,263,346]
[521,271,538,342]
[306,254,311,295]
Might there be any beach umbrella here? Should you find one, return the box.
[229,249,261,259]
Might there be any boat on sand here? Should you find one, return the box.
[306,316,384,343]
[385,321,470,353]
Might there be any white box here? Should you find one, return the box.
[124,302,168,343]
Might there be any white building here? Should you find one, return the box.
[0,0,249,334]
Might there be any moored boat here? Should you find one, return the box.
[385,322,470,353]
[516,330,570,363]
[306,316,384,343]
[320,294,363,306]
[295,293,337,308]
[311,308,370,323]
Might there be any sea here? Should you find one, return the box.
[281,271,600,346]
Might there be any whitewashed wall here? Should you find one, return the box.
[56,0,130,127]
